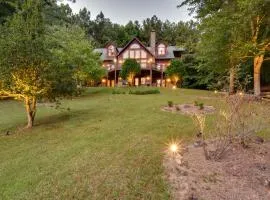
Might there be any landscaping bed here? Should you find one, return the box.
[164,141,270,200]
[161,103,215,115]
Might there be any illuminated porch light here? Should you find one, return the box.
[146,76,150,81]
[119,60,123,64]
[113,58,117,63]
[102,79,106,83]
[166,78,171,83]
[148,58,153,63]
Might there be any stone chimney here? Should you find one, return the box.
[150,30,156,56]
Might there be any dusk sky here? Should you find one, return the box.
[62,0,194,25]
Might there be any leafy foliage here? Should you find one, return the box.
[47,25,104,86]
[166,60,184,86]
[0,0,102,128]
[129,89,160,95]
[120,59,140,86]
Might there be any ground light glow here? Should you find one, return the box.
[214,90,218,94]
[172,85,176,90]
[170,144,178,152]
[165,139,183,155]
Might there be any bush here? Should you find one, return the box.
[129,89,160,95]
[112,90,125,94]
[168,101,173,107]
[198,103,204,110]
[192,95,269,161]
[194,101,204,110]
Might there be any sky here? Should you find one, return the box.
[61,0,194,25]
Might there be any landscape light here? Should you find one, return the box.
[172,85,176,90]
[239,92,243,96]
[166,140,183,155]
[170,143,178,153]
[214,90,218,94]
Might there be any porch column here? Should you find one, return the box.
[114,58,117,87]
[150,68,153,86]
[161,65,163,87]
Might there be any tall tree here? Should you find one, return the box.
[0,0,80,128]
[179,0,270,96]
[47,25,104,87]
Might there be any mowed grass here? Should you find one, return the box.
[0,88,268,200]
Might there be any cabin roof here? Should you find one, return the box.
[94,38,185,61]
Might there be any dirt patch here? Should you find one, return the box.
[164,142,270,200]
[161,104,215,115]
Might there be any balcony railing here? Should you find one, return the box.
[105,64,165,72]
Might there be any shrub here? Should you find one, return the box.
[198,103,204,110]
[129,89,160,95]
[168,101,173,107]
[112,90,124,94]
[194,101,204,110]
[192,95,269,161]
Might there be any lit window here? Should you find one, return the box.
[108,45,115,56]
[135,50,140,58]
[130,43,140,49]
[123,51,129,59]
[141,50,147,58]
[158,44,166,55]
[130,51,135,58]
[141,63,147,68]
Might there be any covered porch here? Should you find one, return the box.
[102,69,172,87]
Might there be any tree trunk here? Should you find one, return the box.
[229,67,235,95]
[254,55,264,96]
[25,97,37,128]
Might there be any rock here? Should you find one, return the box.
[188,193,198,200]
[193,140,205,147]
[254,136,264,144]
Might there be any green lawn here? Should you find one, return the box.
[0,88,268,200]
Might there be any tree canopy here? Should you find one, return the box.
[0,0,102,128]
[179,0,270,95]
[120,59,141,86]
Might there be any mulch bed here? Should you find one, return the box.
[164,142,270,200]
[161,104,215,115]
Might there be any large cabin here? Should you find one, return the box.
[94,31,185,87]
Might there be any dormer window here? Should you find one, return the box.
[158,44,166,55]
[108,45,115,56]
